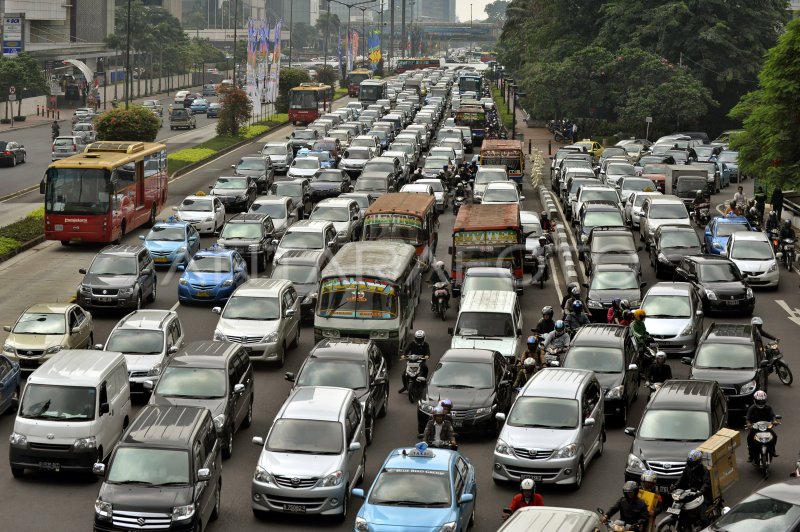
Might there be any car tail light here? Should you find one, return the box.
[73,144,77,151]
[4,151,10,155]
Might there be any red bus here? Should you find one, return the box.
[346,68,372,97]
[288,82,334,124]
[41,141,168,245]
[394,57,441,74]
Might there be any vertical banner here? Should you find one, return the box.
[346,30,353,73]
[338,27,344,78]
[367,29,381,71]
[259,20,268,104]
[246,19,259,112]
[271,20,282,104]
[351,31,360,65]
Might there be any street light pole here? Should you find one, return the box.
[125,0,131,109]
[324,1,331,69]
[288,0,294,67]
[232,0,239,82]
[401,0,406,58]
[389,0,394,70]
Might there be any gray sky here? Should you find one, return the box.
[455,0,493,22]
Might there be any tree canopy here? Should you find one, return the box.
[95,106,160,142]
[216,85,252,137]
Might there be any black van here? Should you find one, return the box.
[93,405,222,532]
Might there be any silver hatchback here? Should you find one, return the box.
[640,282,704,356]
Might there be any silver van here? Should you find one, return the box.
[498,506,605,532]
[449,290,523,366]
[251,386,366,519]
[493,368,605,489]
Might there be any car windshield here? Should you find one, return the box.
[712,493,800,531]
[716,223,750,238]
[429,361,493,389]
[660,231,699,248]
[251,202,286,218]
[294,130,316,139]
[476,171,506,184]
[237,159,265,171]
[266,419,343,454]
[316,172,344,182]
[355,179,387,192]
[310,206,350,222]
[592,270,639,290]
[215,177,248,190]
[345,150,370,160]
[187,256,231,273]
[584,211,625,228]
[699,262,742,282]
[13,312,66,334]
[88,256,137,276]
[156,367,226,398]
[221,223,262,240]
[273,182,302,196]
[19,384,95,421]
[222,295,280,320]
[638,410,710,441]
[483,188,518,203]
[272,264,317,285]
[642,295,692,318]
[106,330,164,354]
[694,163,716,175]
[581,189,619,203]
[293,158,319,169]
[424,158,449,170]
[146,226,185,242]
[368,469,451,507]
[462,276,513,293]
[107,448,189,486]
[622,179,657,192]
[296,359,367,389]
[650,204,688,219]
[731,239,773,260]
[592,235,634,253]
[508,397,579,428]
[607,164,635,175]
[642,165,667,175]
[262,145,286,156]
[695,343,755,369]
[455,311,514,337]
[718,151,738,164]
[564,346,623,373]
[180,198,213,212]
[441,140,461,151]
[569,179,596,195]
[280,231,323,249]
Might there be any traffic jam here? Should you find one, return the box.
[0,63,799,532]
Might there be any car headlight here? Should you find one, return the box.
[740,380,757,395]
[679,323,694,336]
[213,331,227,341]
[627,453,645,474]
[658,253,671,264]
[746,287,754,299]
[176,246,187,253]
[712,241,722,249]
[74,436,97,449]
[79,285,92,295]
[264,332,279,343]
[320,470,344,487]
[419,402,434,414]
[440,522,457,532]
[213,414,226,432]
[179,278,188,286]
[94,500,112,520]
[221,279,233,286]
[9,432,27,446]
[45,345,63,355]
[118,287,134,296]
[171,503,196,522]
[476,405,495,416]
[587,299,603,309]
[254,466,274,483]
[768,262,777,273]
[605,385,624,399]
[629,300,641,308]
[554,443,577,458]
[2,343,14,353]
[248,244,260,251]
[371,330,390,339]
[147,362,163,377]
[495,438,513,456]
[355,516,369,532]
[704,288,718,301]
[204,217,213,222]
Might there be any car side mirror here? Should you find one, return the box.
[92,463,106,477]
[141,268,152,276]
[349,442,362,452]
[2,325,10,332]
[171,206,178,211]
[231,164,236,169]
[459,493,474,504]
[584,417,595,427]
[79,268,87,274]
[212,307,222,315]
[143,380,154,390]
[640,282,647,289]
[284,372,295,382]
[168,345,178,354]
[177,264,185,271]
[681,357,693,365]
[233,383,245,394]
[99,402,110,416]
[624,427,636,437]
[495,412,506,422]
[628,363,638,371]
[352,488,366,499]
[695,310,703,317]
[447,327,454,335]
[252,436,265,446]
[197,468,211,482]
[138,235,145,241]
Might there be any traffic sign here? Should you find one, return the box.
[645,116,653,123]
[9,86,15,95]
[8,94,15,101]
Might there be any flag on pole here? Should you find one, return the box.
[337,26,343,74]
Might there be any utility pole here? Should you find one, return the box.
[288,0,294,67]
[401,0,406,58]
[125,0,131,109]
[389,0,395,70]
[232,0,238,83]
[324,1,330,69]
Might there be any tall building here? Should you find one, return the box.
[266,0,319,27]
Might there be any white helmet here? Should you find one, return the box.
[415,330,426,340]
[523,357,536,369]
[751,317,763,327]
[754,390,767,406]
[520,478,535,491]
[435,260,445,270]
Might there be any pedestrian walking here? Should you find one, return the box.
[772,186,784,219]
[571,122,578,143]
[733,186,746,208]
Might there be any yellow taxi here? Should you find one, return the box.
[575,139,604,161]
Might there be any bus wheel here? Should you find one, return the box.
[61,240,70,247]
[114,222,126,245]
[147,205,157,227]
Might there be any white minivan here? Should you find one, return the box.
[449,290,523,367]
[9,349,131,477]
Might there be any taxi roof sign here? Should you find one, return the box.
[403,442,435,458]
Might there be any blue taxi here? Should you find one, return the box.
[352,443,477,532]
[297,148,336,169]
[704,215,752,254]
[177,245,249,303]
[139,217,200,267]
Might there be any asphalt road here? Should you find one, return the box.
[0,114,798,532]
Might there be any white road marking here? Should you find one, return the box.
[775,300,800,326]
[550,255,563,303]
[170,301,180,311]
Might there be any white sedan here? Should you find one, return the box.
[173,195,226,234]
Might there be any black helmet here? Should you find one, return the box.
[542,306,554,317]
[696,190,704,198]
[785,219,792,228]
[623,481,639,495]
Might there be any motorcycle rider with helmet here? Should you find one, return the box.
[422,406,457,449]
[675,450,712,525]
[608,297,623,324]
[619,309,633,327]
[750,317,779,352]
[506,478,544,516]
[534,306,556,334]
[543,320,571,349]
[766,211,780,233]
[564,301,591,330]
[519,335,544,369]
[779,219,796,241]
[513,358,538,388]
[631,309,652,348]
[746,390,779,462]
[692,190,709,220]
[399,330,430,394]
[561,282,581,315]
[639,470,663,531]
[430,261,452,310]
[540,210,551,231]
[602,481,649,530]
[646,351,672,384]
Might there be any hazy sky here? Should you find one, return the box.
[455,0,494,22]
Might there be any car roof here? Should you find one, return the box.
[646,195,683,204]
[310,338,372,360]
[233,278,291,297]
[485,182,518,189]
[582,201,620,212]
[459,289,517,312]
[756,478,800,506]
[645,282,693,297]
[593,263,638,273]
[686,254,733,264]
[30,349,124,387]
[227,213,269,224]
[440,348,497,363]
[519,211,541,223]
[650,379,717,410]
[193,245,237,259]
[499,506,601,531]
[730,230,768,242]
[715,216,748,224]
[170,340,240,368]
[253,196,290,204]
[153,217,191,229]
[383,446,455,471]
[123,405,207,447]
[23,303,74,314]
[703,323,753,343]
[275,249,326,265]
[571,324,627,347]
[464,267,515,279]
[114,310,176,331]
[287,220,333,232]
[281,386,353,421]
[182,195,214,202]
[97,244,144,256]
[523,368,594,399]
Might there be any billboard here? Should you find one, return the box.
[2,14,24,56]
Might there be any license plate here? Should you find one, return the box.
[19,359,38,368]
[667,506,681,514]
[154,257,169,263]
[521,474,542,482]
[195,291,210,298]
[283,504,306,513]
[452,420,462,428]
[659,486,672,494]
[726,300,739,306]
[39,461,60,472]
[97,297,113,303]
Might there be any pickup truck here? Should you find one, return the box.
[169,108,196,130]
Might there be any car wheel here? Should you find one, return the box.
[259,252,267,272]
[468,505,476,528]
[88,333,94,349]
[147,279,157,303]
[276,342,285,367]
[365,414,375,445]
[377,386,388,418]
[571,460,584,490]
[222,426,234,459]
[358,452,366,484]
[10,156,16,167]
[291,325,300,348]
[619,404,628,425]
[134,292,142,310]
[147,205,157,227]
[242,397,253,428]
[336,491,349,523]
[11,466,24,478]
[596,427,605,457]
[20,152,25,164]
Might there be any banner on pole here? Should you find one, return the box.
[367,29,381,71]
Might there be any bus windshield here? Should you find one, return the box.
[290,91,318,109]
[318,278,398,319]
[359,85,384,102]
[364,214,424,246]
[45,167,111,215]
[348,73,370,86]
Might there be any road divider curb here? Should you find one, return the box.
[538,186,580,289]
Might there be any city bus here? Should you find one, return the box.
[455,104,487,145]
[362,192,437,269]
[346,68,373,97]
[288,82,334,124]
[458,73,482,95]
[41,141,168,245]
[394,57,441,73]
[480,139,525,186]
[314,240,420,361]
[358,79,388,105]
[450,204,523,294]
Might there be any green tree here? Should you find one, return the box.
[315,13,340,54]
[95,106,160,141]
[316,65,338,89]
[730,18,800,188]
[0,53,47,119]
[484,0,510,25]
[216,85,252,136]
[275,67,311,113]
[292,23,317,50]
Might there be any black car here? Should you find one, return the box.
[285,338,389,445]
[287,128,319,153]
[584,264,646,322]
[0,140,26,166]
[576,200,626,243]
[232,155,274,194]
[673,255,755,315]
[216,213,276,271]
[581,225,641,276]
[93,405,222,531]
[147,341,254,459]
[650,224,702,278]
[561,324,640,424]
[76,245,157,311]
[309,169,352,201]
[271,249,328,321]
[416,348,513,435]
[270,178,313,217]
[209,175,257,212]
[683,323,767,420]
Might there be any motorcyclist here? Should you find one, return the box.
[602,481,649,530]
[423,406,457,448]
[630,309,651,349]
[747,206,761,228]
[543,319,571,349]
[675,450,712,525]
[779,219,796,240]
[608,297,623,324]
[751,317,779,352]
[765,211,780,233]
[532,236,549,281]
[51,121,60,140]
[506,478,544,516]
[411,167,422,182]
[723,200,737,216]
[746,390,779,461]
[564,301,591,330]
[430,261,451,307]
[398,330,430,394]
[619,309,633,327]
[562,285,585,317]
[561,282,581,315]
[534,306,556,334]
[692,190,708,218]
[519,335,544,370]
[540,210,551,231]
[441,164,452,185]
[646,351,672,384]
[638,470,664,532]
[513,357,538,388]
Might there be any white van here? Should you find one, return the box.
[9,349,131,477]
[449,290,523,366]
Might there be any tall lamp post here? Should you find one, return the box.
[506,77,514,113]
[288,0,294,67]
[510,84,525,140]
[124,0,132,109]
[231,0,239,83]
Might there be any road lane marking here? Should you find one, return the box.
[550,255,563,303]
[775,300,800,327]
[171,301,180,311]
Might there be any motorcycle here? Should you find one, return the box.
[764,341,793,385]
[597,509,643,532]
[431,281,450,321]
[544,345,568,367]
[531,253,549,289]
[790,453,800,478]
[657,488,723,532]
[750,417,781,479]
[768,229,780,255]
[401,354,428,403]
[776,238,796,270]
[646,381,663,401]
[692,203,710,228]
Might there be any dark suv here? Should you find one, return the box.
[285,338,389,445]
[673,255,754,315]
[624,380,728,492]
[217,213,276,271]
[232,155,274,194]
[271,249,328,321]
[77,245,157,311]
[684,323,767,421]
[581,225,641,277]
[209,175,258,212]
[650,224,702,278]
[146,341,254,459]
[93,405,222,532]
[561,324,640,424]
